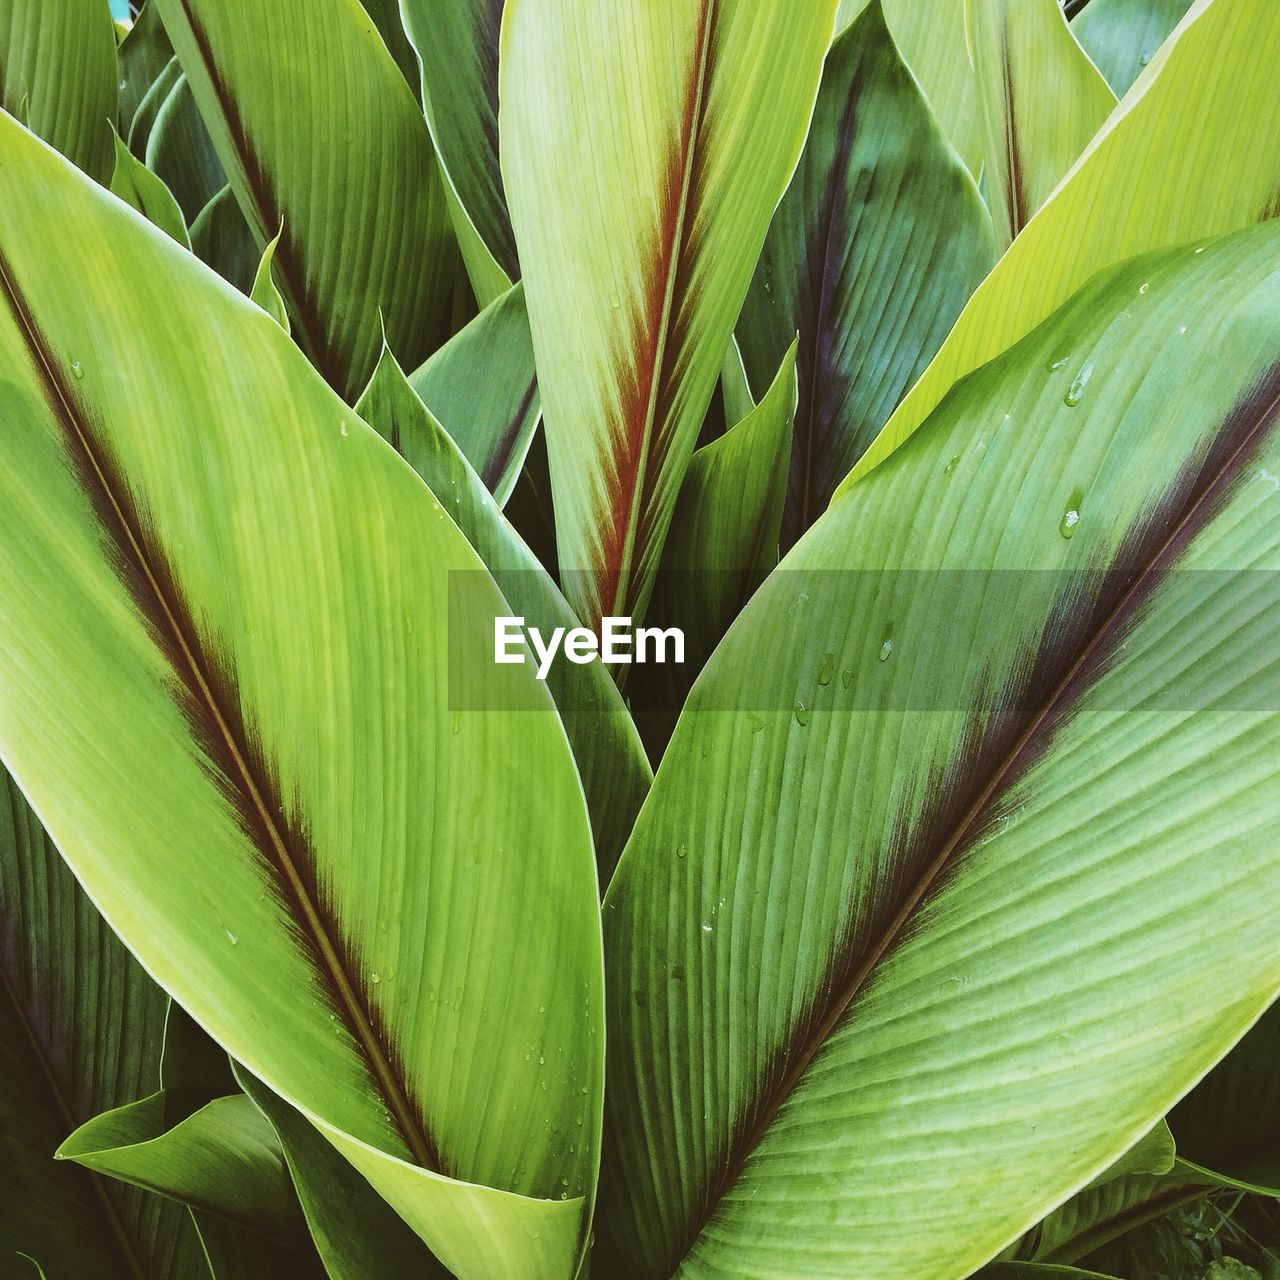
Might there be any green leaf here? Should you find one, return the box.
[1170,1002,1280,1194]
[116,1,175,141]
[736,0,995,547]
[841,0,1280,489]
[152,0,455,400]
[0,0,116,183]
[633,341,797,757]
[1,769,206,1279]
[356,0,422,99]
[1072,0,1196,96]
[0,114,602,1280]
[125,53,181,156]
[58,1092,305,1245]
[407,283,539,507]
[236,1066,449,1280]
[837,0,987,176]
[145,73,226,222]
[401,0,518,292]
[966,0,1116,246]
[982,1266,1123,1279]
[501,0,839,627]
[189,184,257,294]
[108,125,190,247]
[1083,1120,1176,1191]
[250,229,289,333]
[719,338,756,432]
[598,220,1280,1279]
[357,345,651,881]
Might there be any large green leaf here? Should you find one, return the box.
[599,219,1280,1279]
[501,0,838,627]
[0,0,116,183]
[836,0,985,175]
[736,1,994,548]
[408,283,539,508]
[1071,0,1195,96]
[1,770,205,1279]
[401,0,517,293]
[356,346,651,880]
[152,0,454,400]
[966,0,1115,247]
[189,184,257,294]
[840,0,1280,490]
[0,116,602,1280]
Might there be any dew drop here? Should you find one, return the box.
[878,639,893,663]
[817,652,836,686]
[370,971,381,984]
[119,79,128,91]
[1138,51,1152,67]
[1063,362,1094,407]
[225,930,238,945]
[339,423,349,437]
[746,712,765,733]
[1193,245,1206,254]
[1139,281,1150,295]
[675,842,687,859]
[701,923,713,934]
[1059,487,1085,539]
[1046,354,1071,372]
[451,710,462,736]
[70,360,84,380]
[792,700,811,727]
[944,454,961,474]
[840,668,854,689]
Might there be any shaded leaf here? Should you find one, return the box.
[116,1,174,141]
[737,0,995,547]
[189,184,257,294]
[1071,0,1195,95]
[144,72,226,222]
[108,125,189,247]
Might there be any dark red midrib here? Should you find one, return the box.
[0,249,442,1178]
[482,374,538,493]
[0,941,147,1280]
[667,360,1280,1272]
[173,0,340,393]
[1001,37,1031,238]
[598,0,717,622]
[796,67,862,538]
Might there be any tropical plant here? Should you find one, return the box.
[1,0,1279,1277]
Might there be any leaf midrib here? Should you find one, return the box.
[0,249,441,1177]
[605,0,718,620]
[671,362,1280,1271]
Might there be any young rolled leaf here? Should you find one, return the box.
[837,0,986,175]
[58,1092,304,1245]
[841,0,1280,489]
[126,54,181,156]
[236,1066,450,1280]
[0,0,116,183]
[0,117,602,1280]
[1071,0,1196,96]
[116,1,175,141]
[1,770,206,1279]
[408,282,539,507]
[189,184,257,295]
[152,0,455,400]
[966,0,1116,246]
[250,231,290,333]
[401,0,519,291]
[736,0,995,547]
[109,126,190,248]
[357,346,651,880]
[599,220,1280,1279]
[144,73,226,223]
[501,0,839,627]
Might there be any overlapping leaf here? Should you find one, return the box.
[0,116,601,1280]
[502,0,839,627]
[600,220,1280,1279]
[152,0,454,399]
[841,0,1280,489]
